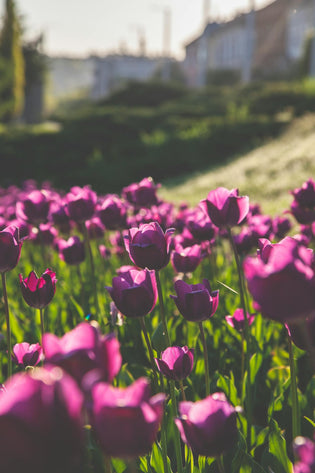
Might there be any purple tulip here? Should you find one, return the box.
[286,317,315,352]
[97,194,127,230]
[175,392,238,457]
[16,189,50,225]
[30,223,58,246]
[85,216,105,239]
[106,267,157,318]
[0,367,85,473]
[90,377,165,458]
[186,208,217,241]
[98,244,111,259]
[292,179,315,208]
[122,177,160,208]
[0,225,23,273]
[12,342,42,368]
[290,200,315,225]
[43,322,122,387]
[244,237,315,323]
[170,279,219,322]
[124,221,174,270]
[19,268,57,309]
[155,346,194,381]
[200,187,249,228]
[58,236,85,266]
[65,185,97,223]
[171,243,202,274]
[293,436,315,473]
[272,215,292,240]
[225,308,255,332]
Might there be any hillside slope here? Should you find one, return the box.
[160,114,315,216]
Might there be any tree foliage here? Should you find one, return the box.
[0,0,25,122]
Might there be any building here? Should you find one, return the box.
[90,54,171,100]
[183,0,315,87]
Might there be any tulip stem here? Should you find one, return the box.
[227,228,252,450]
[1,273,12,378]
[140,317,159,392]
[104,456,112,473]
[155,271,171,347]
[216,455,225,473]
[169,380,184,473]
[199,322,210,397]
[179,380,186,401]
[83,224,100,316]
[39,308,45,344]
[287,334,300,439]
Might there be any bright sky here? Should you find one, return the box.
[1,0,271,59]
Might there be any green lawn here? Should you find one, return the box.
[160,113,315,217]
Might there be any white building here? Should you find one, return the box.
[91,54,169,100]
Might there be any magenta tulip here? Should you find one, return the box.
[58,236,85,266]
[244,237,315,323]
[0,367,85,473]
[200,187,249,228]
[19,269,57,309]
[0,225,23,273]
[43,322,122,386]
[65,185,97,223]
[155,346,194,381]
[124,221,174,270]
[170,279,219,322]
[12,342,42,368]
[90,377,165,458]
[225,308,255,332]
[175,392,238,457]
[293,436,315,473]
[16,189,50,225]
[106,267,157,318]
[171,243,202,274]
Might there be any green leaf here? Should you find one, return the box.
[151,322,167,353]
[216,373,240,406]
[304,416,315,428]
[69,295,85,319]
[111,458,128,473]
[150,442,172,473]
[266,419,293,473]
[250,352,263,385]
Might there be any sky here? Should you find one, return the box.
[1,0,272,59]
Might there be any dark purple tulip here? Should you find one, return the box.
[175,392,238,457]
[233,228,256,255]
[248,214,273,240]
[12,342,42,368]
[225,308,255,332]
[0,367,85,473]
[171,243,202,274]
[0,225,23,273]
[65,185,97,223]
[122,177,160,208]
[292,178,315,208]
[85,216,105,239]
[90,377,165,458]
[19,268,57,309]
[244,237,315,323]
[186,208,217,241]
[290,200,315,225]
[98,244,111,259]
[16,189,50,225]
[293,436,315,473]
[30,223,58,246]
[58,236,85,266]
[43,322,122,387]
[155,346,194,381]
[286,317,315,352]
[97,194,127,230]
[272,215,292,240]
[106,267,157,318]
[124,221,174,270]
[200,187,249,228]
[170,279,219,322]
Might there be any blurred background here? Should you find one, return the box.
[1,0,315,211]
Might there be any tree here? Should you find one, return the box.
[0,0,25,122]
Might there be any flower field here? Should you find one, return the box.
[0,176,314,473]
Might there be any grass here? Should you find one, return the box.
[159,113,315,216]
